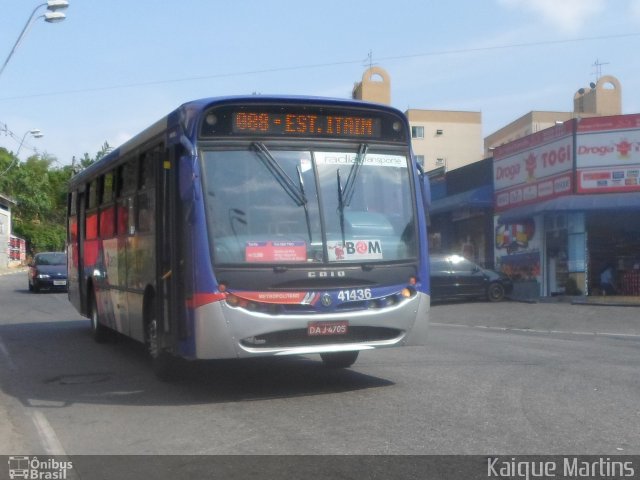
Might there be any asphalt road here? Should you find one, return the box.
[1,271,639,457]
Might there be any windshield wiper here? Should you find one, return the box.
[342,143,368,207]
[296,165,313,243]
[253,142,307,207]
[337,144,368,245]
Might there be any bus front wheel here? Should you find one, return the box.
[320,351,359,369]
[145,316,177,381]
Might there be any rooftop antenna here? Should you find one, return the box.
[363,50,377,71]
[592,58,609,82]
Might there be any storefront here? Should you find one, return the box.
[429,159,495,268]
[497,195,640,296]
[493,114,640,298]
[587,210,640,296]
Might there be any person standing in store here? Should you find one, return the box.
[600,264,617,295]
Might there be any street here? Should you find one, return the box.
[1,271,639,456]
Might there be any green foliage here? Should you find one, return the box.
[13,219,66,252]
[0,143,111,255]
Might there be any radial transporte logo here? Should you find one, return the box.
[7,456,73,479]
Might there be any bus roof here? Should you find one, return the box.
[68,95,409,189]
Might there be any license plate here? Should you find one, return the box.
[307,320,348,336]
[53,280,67,286]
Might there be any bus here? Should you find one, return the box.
[66,96,431,379]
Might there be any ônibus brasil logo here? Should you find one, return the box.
[8,456,73,480]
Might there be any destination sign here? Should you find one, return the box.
[232,112,381,138]
[199,103,406,141]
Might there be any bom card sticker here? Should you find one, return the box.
[327,240,383,262]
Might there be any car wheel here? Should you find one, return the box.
[487,282,505,302]
[320,351,359,369]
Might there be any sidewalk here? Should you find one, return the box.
[511,294,640,307]
[572,295,640,307]
[431,299,640,337]
[0,265,27,276]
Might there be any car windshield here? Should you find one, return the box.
[35,253,66,266]
[201,146,417,265]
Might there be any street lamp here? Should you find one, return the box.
[0,129,44,177]
[16,129,44,158]
[0,1,69,79]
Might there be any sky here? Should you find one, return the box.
[1,0,640,165]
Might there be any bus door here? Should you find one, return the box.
[77,189,88,314]
[155,146,184,351]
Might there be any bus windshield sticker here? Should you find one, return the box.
[327,240,383,262]
[315,152,406,169]
[245,241,307,262]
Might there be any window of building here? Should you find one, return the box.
[411,126,424,139]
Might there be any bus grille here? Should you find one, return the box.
[240,326,402,349]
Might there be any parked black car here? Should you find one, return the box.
[28,252,68,293]
[429,254,513,302]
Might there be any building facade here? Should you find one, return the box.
[485,75,623,156]
[429,158,495,268]
[406,109,483,172]
[0,193,15,269]
[493,114,640,297]
[352,66,483,172]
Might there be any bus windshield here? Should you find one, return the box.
[202,146,416,265]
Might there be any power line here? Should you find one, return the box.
[0,31,638,102]
[0,121,39,155]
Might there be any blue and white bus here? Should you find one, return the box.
[67,96,431,378]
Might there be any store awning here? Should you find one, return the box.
[430,185,493,215]
[498,192,640,224]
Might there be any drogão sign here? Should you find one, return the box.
[493,121,575,211]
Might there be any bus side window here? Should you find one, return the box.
[116,159,138,235]
[99,172,116,239]
[139,152,155,190]
[88,179,99,210]
[69,191,77,216]
[86,181,99,240]
[137,193,153,233]
[120,159,138,195]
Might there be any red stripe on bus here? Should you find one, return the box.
[186,292,227,309]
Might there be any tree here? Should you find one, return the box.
[0,143,112,255]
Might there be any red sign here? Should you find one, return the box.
[577,167,640,193]
[494,121,575,211]
[233,291,320,305]
[245,241,307,262]
[576,114,640,193]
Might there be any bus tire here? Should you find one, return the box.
[89,293,110,343]
[145,315,177,382]
[320,351,359,369]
